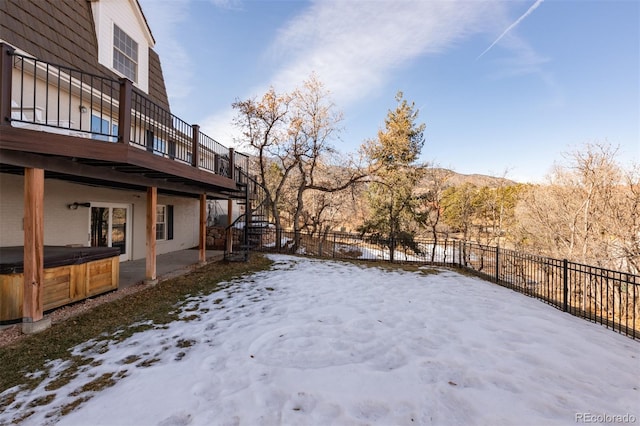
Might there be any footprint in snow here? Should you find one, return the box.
[157,412,192,426]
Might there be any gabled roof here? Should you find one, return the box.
[0,0,169,110]
[132,0,156,46]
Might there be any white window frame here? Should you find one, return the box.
[113,24,138,83]
[88,202,132,262]
[156,204,167,241]
[153,136,167,156]
[91,113,119,142]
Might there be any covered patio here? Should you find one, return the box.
[118,248,225,289]
[0,248,225,334]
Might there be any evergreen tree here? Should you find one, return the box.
[359,92,426,261]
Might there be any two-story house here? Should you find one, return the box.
[0,0,251,331]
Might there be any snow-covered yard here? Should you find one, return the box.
[2,254,638,426]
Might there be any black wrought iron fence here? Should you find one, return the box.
[249,229,639,339]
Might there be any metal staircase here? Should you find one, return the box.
[224,171,270,262]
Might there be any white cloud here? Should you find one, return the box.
[488,36,550,77]
[208,0,243,10]
[201,0,506,147]
[199,0,550,151]
[200,108,245,150]
[268,0,499,105]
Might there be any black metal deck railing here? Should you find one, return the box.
[3,46,248,182]
[9,50,120,138]
[199,132,232,177]
[252,229,639,340]
[130,90,194,163]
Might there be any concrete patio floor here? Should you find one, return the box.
[119,249,225,289]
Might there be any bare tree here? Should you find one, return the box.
[474,182,522,247]
[515,142,638,273]
[441,183,481,264]
[233,76,369,251]
[233,87,295,247]
[414,167,453,261]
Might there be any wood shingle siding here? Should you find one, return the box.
[148,49,169,110]
[0,0,169,110]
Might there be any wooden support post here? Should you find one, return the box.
[146,186,157,284]
[199,193,207,264]
[226,199,234,254]
[23,168,49,333]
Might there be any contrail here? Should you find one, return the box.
[477,0,544,59]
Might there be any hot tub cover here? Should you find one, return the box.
[0,246,121,274]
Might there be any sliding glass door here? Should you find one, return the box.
[89,203,131,262]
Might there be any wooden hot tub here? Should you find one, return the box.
[0,246,120,324]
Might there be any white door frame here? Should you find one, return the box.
[88,202,132,262]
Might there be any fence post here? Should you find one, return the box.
[332,233,336,258]
[495,246,500,283]
[563,259,569,312]
[390,236,395,263]
[444,239,448,264]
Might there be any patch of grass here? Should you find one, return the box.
[180,314,200,322]
[27,393,56,408]
[0,391,18,409]
[68,373,116,397]
[338,257,444,275]
[0,254,273,397]
[136,358,161,368]
[44,356,95,391]
[119,355,141,365]
[176,339,196,349]
[59,395,92,417]
[13,409,35,424]
[419,268,442,276]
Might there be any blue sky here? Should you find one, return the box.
[139,0,639,183]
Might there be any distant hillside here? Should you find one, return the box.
[435,169,517,188]
[247,157,517,189]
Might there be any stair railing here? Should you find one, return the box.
[224,171,269,261]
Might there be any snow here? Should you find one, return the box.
[329,241,457,263]
[2,254,638,426]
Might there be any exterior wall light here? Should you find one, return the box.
[68,202,91,210]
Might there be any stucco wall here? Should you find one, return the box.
[0,173,200,261]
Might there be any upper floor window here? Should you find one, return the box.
[113,25,138,82]
[91,114,118,142]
